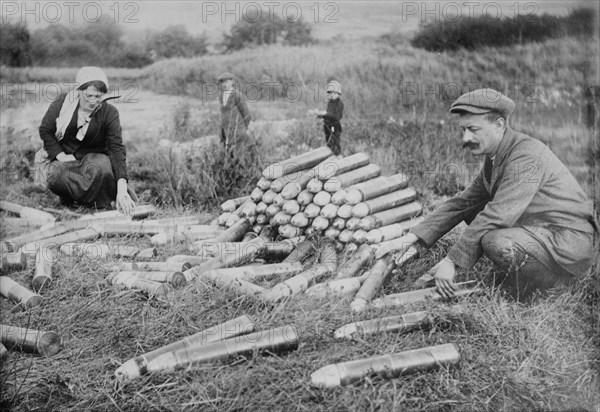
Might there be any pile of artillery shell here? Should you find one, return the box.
[214,146,424,246]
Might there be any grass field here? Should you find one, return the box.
[0,32,598,411]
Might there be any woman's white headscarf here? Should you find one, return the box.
[55,66,109,142]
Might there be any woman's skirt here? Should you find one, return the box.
[47,153,116,208]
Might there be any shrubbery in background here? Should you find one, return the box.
[0,17,208,68]
[221,13,313,52]
[411,7,596,52]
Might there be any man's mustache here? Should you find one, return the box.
[462,141,479,150]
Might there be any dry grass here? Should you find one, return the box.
[1,34,599,411]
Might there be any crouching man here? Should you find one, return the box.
[381,88,597,301]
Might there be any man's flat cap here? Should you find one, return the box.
[217,72,234,82]
[450,88,515,119]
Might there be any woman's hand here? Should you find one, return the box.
[116,178,135,217]
[56,152,76,162]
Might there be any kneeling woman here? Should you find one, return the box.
[38,66,135,215]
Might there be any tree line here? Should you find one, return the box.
[410,7,596,52]
[0,14,314,68]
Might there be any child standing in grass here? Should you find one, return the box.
[316,80,344,156]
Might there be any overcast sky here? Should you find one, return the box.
[2,0,594,43]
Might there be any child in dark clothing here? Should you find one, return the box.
[317,81,344,156]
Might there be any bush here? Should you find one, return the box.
[221,13,313,52]
[411,7,596,52]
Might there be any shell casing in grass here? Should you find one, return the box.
[166,254,212,266]
[263,264,331,302]
[265,204,281,219]
[221,195,251,212]
[290,212,310,228]
[305,274,368,298]
[330,189,348,205]
[358,202,423,232]
[136,247,158,260]
[0,324,62,357]
[335,244,375,279]
[202,218,252,245]
[352,187,417,218]
[282,200,301,215]
[107,272,174,299]
[202,262,304,283]
[337,229,355,244]
[296,190,315,206]
[187,237,268,278]
[371,281,481,309]
[60,242,140,259]
[312,216,330,231]
[179,226,225,242]
[350,230,368,244]
[92,221,200,236]
[146,325,299,374]
[1,249,27,272]
[332,217,347,230]
[2,216,41,228]
[307,178,324,194]
[324,227,341,238]
[115,314,255,384]
[303,203,321,219]
[262,146,332,180]
[250,187,264,203]
[366,217,424,244]
[337,204,354,219]
[3,225,72,251]
[333,306,467,339]
[320,204,339,219]
[278,224,302,239]
[350,249,419,313]
[282,238,316,264]
[20,227,100,256]
[113,261,193,273]
[316,152,370,181]
[310,343,460,388]
[0,201,56,226]
[155,216,202,226]
[255,201,268,215]
[345,173,410,205]
[256,177,272,191]
[0,276,43,309]
[32,251,53,293]
[272,211,292,226]
[263,239,301,260]
[117,271,186,288]
[83,205,155,220]
[323,164,382,193]
[313,191,332,207]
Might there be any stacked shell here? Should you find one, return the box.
[214,147,423,246]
